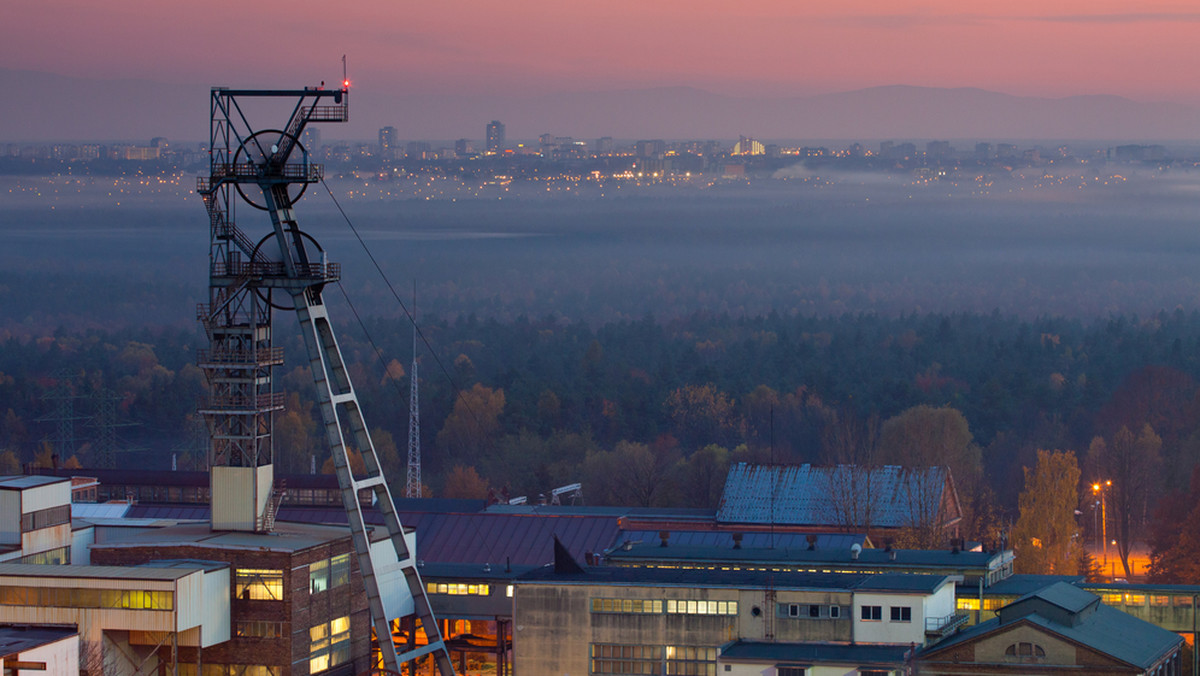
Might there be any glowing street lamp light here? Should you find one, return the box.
[1092,480,1112,567]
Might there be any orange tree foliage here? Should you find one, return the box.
[1012,450,1082,575]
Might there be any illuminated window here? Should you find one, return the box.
[236,621,283,639]
[310,559,329,594]
[666,645,718,676]
[309,616,350,673]
[591,644,663,675]
[664,599,737,616]
[1151,595,1170,606]
[506,585,513,598]
[1126,594,1146,606]
[957,598,980,611]
[426,582,490,596]
[330,553,350,588]
[1101,593,1123,606]
[235,569,283,601]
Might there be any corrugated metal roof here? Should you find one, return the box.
[923,586,1184,669]
[717,463,951,528]
[615,530,865,551]
[520,565,947,594]
[0,475,68,490]
[0,563,198,581]
[72,503,132,520]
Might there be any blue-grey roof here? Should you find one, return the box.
[717,463,957,528]
[922,585,1183,669]
[1011,580,1098,615]
[127,505,621,567]
[615,530,866,551]
[604,540,1005,573]
[719,640,912,666]
[0,624,78,657]
[520,564,948,594]
[0,475,68,490]
[980,574,1083,597]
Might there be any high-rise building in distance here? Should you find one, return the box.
[486,120,505,154]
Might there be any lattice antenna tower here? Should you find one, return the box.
[195,82,454,675]
[38,370,86,458]
[406,286,421,498]
[89,388,138,469]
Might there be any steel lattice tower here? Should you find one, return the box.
[196,84,454,675]
[406,312,421,499]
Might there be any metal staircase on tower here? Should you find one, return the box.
[195,83,455,675]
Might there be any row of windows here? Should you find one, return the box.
[309,554,350,594]
[20,504,70,533]
[860,605,911,622]
[781,603,843,619]
[590,644,717,676]
[15,546,69,565]
[779,669,891,676]
[0,586,173,610]
[235,621,283,639]
[963,593,1195,613]
[235,568,283,601]
[590,598,738,616]
[309,615,350,674]
[427,582,491,596]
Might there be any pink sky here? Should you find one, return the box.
[6,0,1200,103]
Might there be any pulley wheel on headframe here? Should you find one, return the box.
[232,129,310,210]
[250,230,328,310]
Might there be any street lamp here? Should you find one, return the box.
[1092,480,1112,567]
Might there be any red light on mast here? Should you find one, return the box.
[342,79,351,89]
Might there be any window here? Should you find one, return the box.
[1004,642,1046,662]
[591,643,662,675]
[426,582,491,596]
[666,646,717,676]
[236,621,283,639]
[777,668,806,676]
[1101,593,1122,606]
[665,599,738,616]
[16,546,69,565]
[235,569,283,601]
[310,559,329,594]
[1151,595,1170,607]
[330,553,350,588]
[309,616,350,673]
[1125,594,1146,606]
[861,605,882,621]
[890,606,911,622]
[829,605,841,619]
[809,605,821,618]
[19,505,70,533]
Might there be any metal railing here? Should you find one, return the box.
[926,612,969,636]
[209,162,323,182]
[196,347,285,366]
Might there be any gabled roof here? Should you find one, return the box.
[921,584,1183,670]
[717,463,958,528]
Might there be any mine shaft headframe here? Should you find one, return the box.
[206,86,349,199]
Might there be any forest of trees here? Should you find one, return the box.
[5,308,1200,580]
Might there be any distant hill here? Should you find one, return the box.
[5,68,1198,143]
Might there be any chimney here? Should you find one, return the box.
[732,532,743,550]
[806,533,818,551]
[659,531,670,547]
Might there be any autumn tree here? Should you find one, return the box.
[878,405,981,488]
[1147,466,1200,583]
[443,464,489,500]
[435,384,505,467]
[664,383,740,450]
[1088,425,1162,579]
[675,444,732,509]
[1012,450,1082,575]
[0,449,18,475]
[584,440,681,507]
[819,408,884,532]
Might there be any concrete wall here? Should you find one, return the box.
[853,592,926,645]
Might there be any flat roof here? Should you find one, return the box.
[605,541,1006,569]
[719,640,912,665]
[0,563,201,582]
[520,564,948,594]
[0,624,77,658]
[0,475,68,491]
[89,520,352,553]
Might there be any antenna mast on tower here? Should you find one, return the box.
[406,285,422,499]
